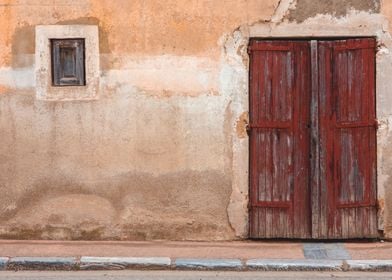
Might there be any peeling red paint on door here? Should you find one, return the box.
[315,38,378,238]
[249,38,378,239]
[249,40,312,238]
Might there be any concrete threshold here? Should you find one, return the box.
[1,257,392,272]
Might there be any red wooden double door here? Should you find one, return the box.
[249,38,378,239]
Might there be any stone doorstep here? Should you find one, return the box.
[1,257,392,271]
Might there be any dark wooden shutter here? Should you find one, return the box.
[249,40,312,238]
[51,39,86,86]
[315,38,378,238]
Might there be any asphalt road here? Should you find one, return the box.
[0,271,391,280]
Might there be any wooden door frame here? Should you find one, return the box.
[309,40,321,238]
[247,37,378,239]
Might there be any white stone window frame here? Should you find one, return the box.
[35,25,99,101]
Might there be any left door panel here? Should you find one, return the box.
[249,40,312,238]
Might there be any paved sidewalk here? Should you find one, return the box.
[0,240,391,271]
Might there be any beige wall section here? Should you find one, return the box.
[0,0,280,240]
[1,0,392,240]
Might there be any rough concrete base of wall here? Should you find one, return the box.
[0,170,235,241]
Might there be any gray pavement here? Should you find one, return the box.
[0,241,391,272]
[0,271,392,280]
[3,257,392,272]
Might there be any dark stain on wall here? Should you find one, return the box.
[10,17,111,68]
[11,25,35,67]
[56,17,111,53]
[287,0,381,22]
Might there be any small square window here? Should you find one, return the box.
[51,39,85,86]
[36,25,99,100]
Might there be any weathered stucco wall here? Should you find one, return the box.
[1,0,392,240]
[0,0,281,240]
[379,0,392,240]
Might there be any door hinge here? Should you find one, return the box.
[246,123,252,136]
[247,46,253,55]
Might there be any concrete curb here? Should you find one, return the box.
[246,259,343,271]
[80,257,171,270]
[7,257,78,271]
[1,257,392,272]
[175,259,243,270]
[0,258,8,271]
[346,260,392,272]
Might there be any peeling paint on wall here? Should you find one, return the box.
[287,0,381,22]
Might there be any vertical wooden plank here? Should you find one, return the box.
[249,49,256,208]
[258,131,266,202]
[340,208,347,238]
[292,41,311,238]
[368,42,378,237]
[356,207,363,237]
[310,40,320,238]
[265,131,272,202]
[266,51,273,121]
[348,208,356,237]
[354,49,364,121]
[256,51,264,203]
[272,131,279,202]
[347,51,356,203]
[265,208,272,238]
[251,208,256,237]
[362,48,372,205]
[317,40,333,238]
[367,45,377,209]
[318,40,336,238]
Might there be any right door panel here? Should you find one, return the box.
[315,38,378,238]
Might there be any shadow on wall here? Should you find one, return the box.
[11,17,111,68]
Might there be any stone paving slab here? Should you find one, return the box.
[303,244,328,259]
[303,243,351,260]
[7,257,77,271]
[324,243,352,260]
[246,259,343,271]
[175,259,243,270]
[80,257,171,270]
